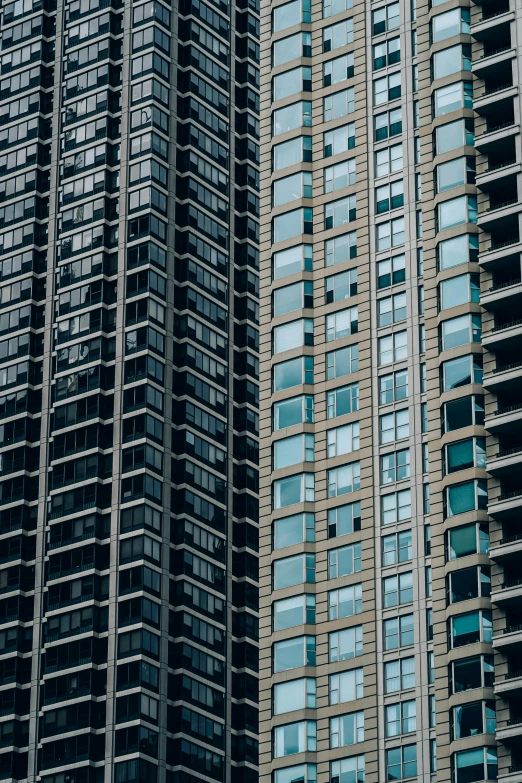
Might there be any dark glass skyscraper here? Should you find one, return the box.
[0,0,259,776]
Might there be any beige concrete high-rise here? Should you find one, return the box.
[258,0,522,780]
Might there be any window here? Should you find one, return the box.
[324,54,354,86]
[327,345,359,380]
[434,81,473,117]
[381,489,411,525]
[274,636,316,672]
[274,721,317,757]
[274,513,315,550]
[380,410,409,444]
[383,572,413,607]
[327,383,359,418]
[447,523,489,560]
[378,293,406,326]
[273,209,313,243]
[375,109,402,141]
[433,45,471,80]
[331,756,365,783]
[447,566,490,604]
[446,479,487,518]
[273,281,313,317]
[328,462,361,497]
[324,123,355,157]
[274,244,313,280]
[382,530,412,565]
[431,8,470,42]
[378,332,407,365]
[325,196,357,230]
[273,101,312,136]
[327,308,359,341]
[381,449,410,484]
[329,542,362,578]
[328,584,362,619]
[273,34,312,66]
[274,553,316,589]
[386,745,417,781]
[274,396,314,430]
[326,269,358,303]
[440,274,480,310]
[444,437,486,474]
[273,0,311,31]
[329,625,363,661]
[384,658,415,693]
[376,217,405,250]
[273,355,314,391]
[325,160,356,192]
[273,433,315,469]
[438,234,478,271]
[449,610,492,648]
[325,232,358,265]
[273,137,312,172]
[329,669,363,704]
[450,655,494,694]
[436,158,475,194]
[276,765,317,783]
[273,172,313,207]
[324,88,355,122]
[273,319,314,354]
[372,3,399,35]
[385,700,416,736]
[374,73,401,106]
[373,38,400,70]
[274,678,317,715]
[328,501,361,537]
[384,614,414,650]
[376,181,404,214]
[324,19,354,52]
[440,314,481,351]
[436,118,474,154]
[453,748,497,783]
[273,594,316,631]
[330,712,364,748]
[441,354,482,392]
[273,473,315,509]
[376,144,403,177]
[327,423,360,457]
[273,67,312,100]
[379,370,408,404]
[438,196,477,231]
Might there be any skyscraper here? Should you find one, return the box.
[259,0,522,781]
[0,0,259,777]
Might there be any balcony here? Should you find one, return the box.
[483,359,522,395]
[477,198,521,231]
[474,83,517,115]
[473,47,516,77]
[497,717,522,742]
[476,160,520,191]
[471,8,514,42]
[488,487,522,518]
[479,238,522,269]
[486,403,522,434]
[493,624,522,652]
[475,122,519,152]
[483,319,522,352]
[487,445,522,476]
[498,766,522,783]
[491,576,522,605]
[481,280,522,311]
[495,671,522,698]
[490,534,522,562]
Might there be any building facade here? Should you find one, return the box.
[259,0,522,782]
[0,0,259,777]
